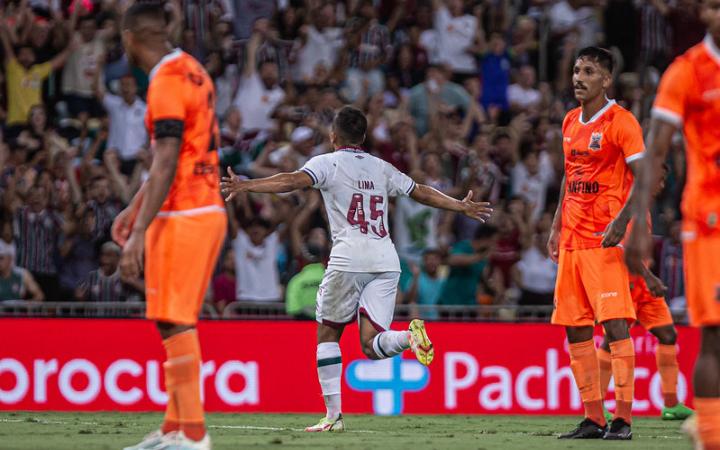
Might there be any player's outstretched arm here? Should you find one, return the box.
[410,184,493,222]
[221,167,313,200]
[625,118,676,274]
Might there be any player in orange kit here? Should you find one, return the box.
[626,0,720,447]
[548,47,644,440]
[598,164,693,421]
[112,3,226,450]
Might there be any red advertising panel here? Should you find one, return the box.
[0,319,699,415]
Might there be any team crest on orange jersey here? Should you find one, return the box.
[588,132,602,151]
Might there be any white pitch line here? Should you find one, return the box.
[0,418,376,434]
[210,424,377,433]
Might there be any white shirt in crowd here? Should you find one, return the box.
[295,26,344,81]
[549,0,599,49]
[232,230,282,302]
[232,72,285,132]
[393,196,439,265]
[507,84,541,110]
[511,152,554,221]
[516,246,557,294]
[301,149,416,273]
[102,94,147,161]
[62,37,105,97]
[434,6,478,74]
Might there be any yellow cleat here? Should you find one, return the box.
[408,319,434,365]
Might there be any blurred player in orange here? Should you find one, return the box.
[112,3,226,450]
[599,164,693,421]
[548,47,645,440]
[626,0,720,447]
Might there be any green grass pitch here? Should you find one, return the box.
[0,412,691,449]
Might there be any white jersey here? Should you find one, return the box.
[301,148,416,273]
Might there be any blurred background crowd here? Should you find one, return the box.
[0,0,692,321]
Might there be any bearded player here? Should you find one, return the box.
[113,3,226,450]
[221,106,492,432]
[626,0,720,447]
[548,47,645,440]
[598,164,693,421]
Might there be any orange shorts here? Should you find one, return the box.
[145,210,227,325]
[682,225,720,326]
[629,274,674,330]
[551,247,636,327]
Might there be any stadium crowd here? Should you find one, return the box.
[0,0,695,319]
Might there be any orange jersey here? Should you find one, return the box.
[560,101,645,249]
[146,49,223,214]
[652,36,720,236]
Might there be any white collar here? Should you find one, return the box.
[703,34,720,68]
[578,98,616,125]
[149,48,183,80]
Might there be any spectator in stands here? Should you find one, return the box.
[657,220,684,301]
[511,146,553,222]
[62,14,106,119]
[59,208,98,301]
[5,183,64,300]
[508,65,541,114]
[231,216,282,303]
[0,20,75,130]
[480,32,511,112]
[342,0,391,101]
[409,65,470,136]
[404,249,446,320]
[232,29,285,133]
[289,191,329,272]
[394,170,440,265]
[511,229,557,316]
[211,250,236,315]
[293,2,343,84]
[94,70,147,175]
[85,175,122,243]
[440,224,498,306]
[76,241,142,302]
[432,0,480,80]
[0,239,44,301]
[285,243,326,320]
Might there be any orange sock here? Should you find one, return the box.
[695,398,720,450]
[655,344,679,407]
[609,338,635,424]
[597,347,612,401]
[568,339,605,426]
[163,330,205,441]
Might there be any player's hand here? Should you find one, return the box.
[644,272,668,298]
[220,167,247,201]
[119,231,144,281]
[624,221,652,275]
[459,190,493,222]
[601,217,629,248]
[112,206,136,247]
[547,228,560,263]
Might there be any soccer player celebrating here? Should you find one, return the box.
[626,0,720,446]
[548,47,645,440]
[221,106,492,432]
[113,4,227,450]
[599,164,693,421]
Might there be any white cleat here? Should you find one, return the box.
[151,431,211,450]
[304,414,345,432]
[123,430,164,450]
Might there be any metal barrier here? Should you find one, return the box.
[0,300,689,324]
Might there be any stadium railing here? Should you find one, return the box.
[0,300,689,324]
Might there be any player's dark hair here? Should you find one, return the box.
[474,224,499,241]
[333,106,367,146]
[122,1,168,32]
[577,46,614,74]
